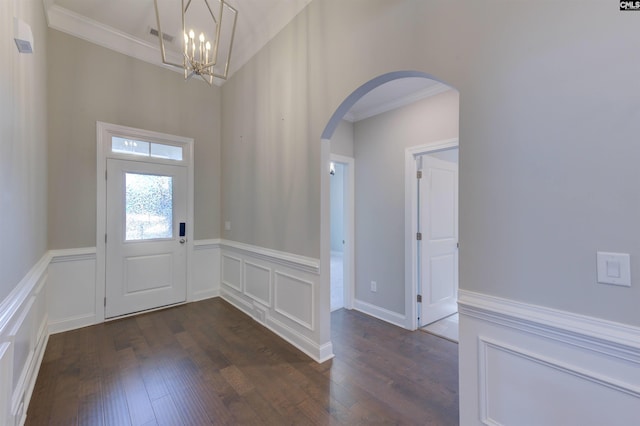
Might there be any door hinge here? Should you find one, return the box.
[104,297,106,307]
[416,170,422,179]
[416,232,422,241]
[105,169,107,180]
[457,242,459,249]
[105,233,107,244]
[417,294,422,303]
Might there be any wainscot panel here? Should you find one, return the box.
[221,253,243,292]
[47,248,97,334]
[244,260,271,307]
[458,290,640,426]
[192,240,221,301]
[0,253,49,426]
[220,240,331,362]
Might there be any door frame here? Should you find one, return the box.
[330,153,355,310]
[404,138,458,330]
[96,121,194,323]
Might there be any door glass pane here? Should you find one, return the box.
[125,173,173,240]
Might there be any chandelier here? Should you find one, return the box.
[153,0,238,84]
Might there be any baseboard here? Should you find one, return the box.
[18,328,48,426]
[353,298,406,329]
[458,290,640,425]
[48,313,96,335]
[221,289,333,363]
[265,314,334,363]
[191,288,220,302]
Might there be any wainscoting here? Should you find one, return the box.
[219,240,333,363]
[6,246,638,425]
[0,255,49,426]
[0,239,328,425]
[458,290,640,426]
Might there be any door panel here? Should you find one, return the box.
[419,155,458,326]
[106,159,187,318]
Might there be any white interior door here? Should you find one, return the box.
[106,159,188,318]
[418,155,458,326]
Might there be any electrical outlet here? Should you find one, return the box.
[370,281,377,292]
[224,221,231,231]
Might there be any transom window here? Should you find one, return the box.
[112,136,183,161]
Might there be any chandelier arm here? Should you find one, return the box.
[213,2,237,80]
[155,0,237,84]
[204,0,218,25]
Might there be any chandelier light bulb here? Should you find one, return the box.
[153,0,238,83]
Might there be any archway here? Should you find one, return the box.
[319,71,459,354]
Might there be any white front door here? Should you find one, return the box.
[105,159,188,318]
[418,155,458,326]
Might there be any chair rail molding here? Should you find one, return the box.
[458,289,640,425]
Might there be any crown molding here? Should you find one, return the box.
[44,4,225,86]
[345,84,452,123]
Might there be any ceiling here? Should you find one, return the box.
[43,0,451,118]
[44,0,314,84]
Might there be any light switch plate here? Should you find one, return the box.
[597,252,631,287]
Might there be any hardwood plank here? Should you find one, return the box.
[26,298,459,425]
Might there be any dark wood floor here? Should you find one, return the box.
[26,298,459,425]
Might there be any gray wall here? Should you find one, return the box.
[354,90,459,314]
[47,31,221,249]
[0,0,48,302]
[221,0,640,326]
[331,120,355,158]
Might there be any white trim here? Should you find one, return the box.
[44,1,315,87]
[319,138,333,361]
[353,299,407,329]
[330,154,355,310]
[96,121,194,323]
[243,260,272,307]
[193,238,222,250]
[221,288,333,363]
[45,5,193,81]
[265,313,332,363]
[460,293,640,424]
[48,313,96,335]
[221,254,243,292]
[49,247,96,263]
[0,254,50,335]
[221,239,319,274]
[191,288,220,302]
[459,290,640,361]
[344,85,451,122]
[0,251,50,426]
[404,138,459,330]
[0,342,11,425]
[274,270,314,331]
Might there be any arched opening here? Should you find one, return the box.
[320,71,460,355]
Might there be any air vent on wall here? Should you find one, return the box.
[150,28,174,43]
